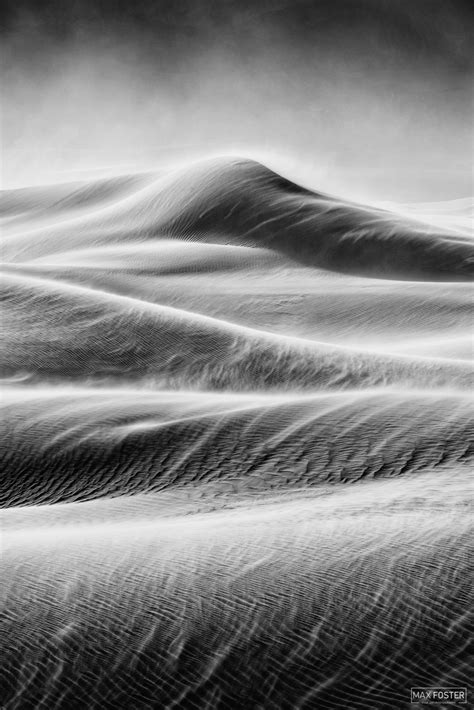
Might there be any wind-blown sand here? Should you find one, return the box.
[1,158,473,709]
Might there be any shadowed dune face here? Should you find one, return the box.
[1,157,473,709]
[1,388,473,507]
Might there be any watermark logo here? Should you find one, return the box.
[410,687,467,704]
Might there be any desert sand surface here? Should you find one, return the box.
[1,158,473,709]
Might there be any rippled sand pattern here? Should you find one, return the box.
[1,158,473,709]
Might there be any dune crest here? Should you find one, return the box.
[3,157,473,280]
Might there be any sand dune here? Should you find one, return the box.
[380,197,474,236]
[0,173,153,227]
[1,472,472,709]
[5,257,470,348]
[1,156,473,709]
[385,333,473,360]
[2,269,472,391]
[19,239,287,274]
[3,158,473,280]
[2,386,472,507]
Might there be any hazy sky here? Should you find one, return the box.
[3,0,473,201]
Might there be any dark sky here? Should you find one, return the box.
[3,0,473,200]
